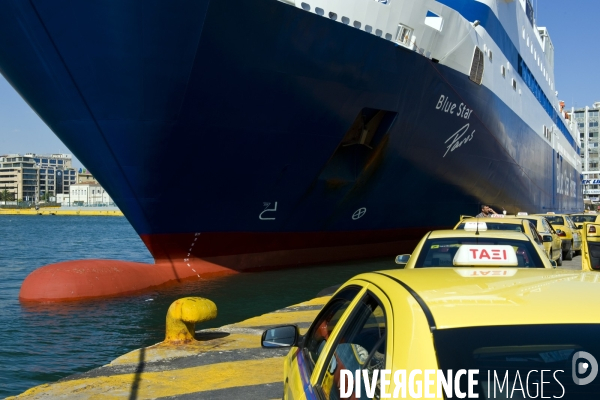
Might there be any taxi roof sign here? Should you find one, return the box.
[546,212,556,215]
[517,212,528,216]
[453,245,518,266]
[464,222,487,231]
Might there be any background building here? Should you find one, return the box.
[69,183,112,206]
[573,103,600,202]
[0,154,39,201]
[0,153,110,205]
[28,153,78,200]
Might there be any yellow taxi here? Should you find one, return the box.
[579,221,600,272]
[453,217,547,258]
[263,266,600,399]
[396,223,553,269]
[534,213,582,260]
[570,212,600,229]
[516,215,564,266]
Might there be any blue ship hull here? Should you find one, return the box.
[0,0,582,271]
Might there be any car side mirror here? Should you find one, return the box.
[261,325,300,348]
[542,235,553,243]
[395,254,411,265]
[549,260,557,268]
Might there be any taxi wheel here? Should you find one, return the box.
[563,243,573,261]
[556,251,563,266]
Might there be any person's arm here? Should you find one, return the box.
[489,208,497,214]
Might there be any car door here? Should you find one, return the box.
[542,218,562,258]
[310,284,392,400]
[581,222,600,271]
[526,222,547,258]
[284,284,366,400]
[566,216,582,251]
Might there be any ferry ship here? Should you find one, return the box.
[0,0,582,277]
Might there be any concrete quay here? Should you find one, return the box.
[0,208,123,216]
[10,258,584,399]
[9,295,331,400]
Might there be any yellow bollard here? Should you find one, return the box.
[165,297,217,344]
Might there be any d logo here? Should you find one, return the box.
[572,351,598,385]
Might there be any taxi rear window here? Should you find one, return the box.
[434,324,600,399]
[545,216,565,225]
[415,238,544,268]
[456,223,524,232]
[571,215,597,223]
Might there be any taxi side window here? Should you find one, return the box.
[529,223,542,244]
[317,292,387,400]
[542,219,553,233]
[304,286,361,370]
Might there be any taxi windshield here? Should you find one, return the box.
[415,237,544,268]
[434,324,600,399]
[571,215,597,223]
[456,223,523,232]
[545,216,565,225]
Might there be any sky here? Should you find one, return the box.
[0,0,597,161]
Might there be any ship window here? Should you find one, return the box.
[375,29,382,37]
[512,78,517,90]
[488,50,492,61]
[353,21,362,29]
[328,12,337,20]
[341,16,350,24]
[365,25,373,33]
[424,10,443,31]
[395,24,413,46]
[315,7,324,16]
[501,65,506,77]
[469,47,484,85]
[300,2,310,10]
[385,33,392,40]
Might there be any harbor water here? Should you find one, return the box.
[0,216,396,398]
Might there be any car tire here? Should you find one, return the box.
[563,243,573,261]
[556,251,563,266]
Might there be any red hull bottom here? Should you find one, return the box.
[20,229,433,301]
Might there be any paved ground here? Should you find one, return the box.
[558,253,582,270]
